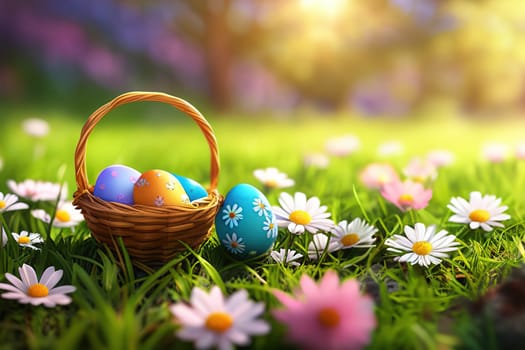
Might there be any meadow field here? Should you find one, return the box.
[0,101,524,349]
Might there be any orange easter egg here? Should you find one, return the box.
[133,169,191,207]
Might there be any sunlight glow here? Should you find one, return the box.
[299,0,346,18]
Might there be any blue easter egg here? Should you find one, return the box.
[94,164,141,205]
[215,183,278,259]
[173,174,208,201]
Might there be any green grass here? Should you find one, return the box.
[0,103,525,350]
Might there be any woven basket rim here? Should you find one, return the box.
[73,91,220,197]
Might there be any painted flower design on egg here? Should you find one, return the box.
[253,198,270,217]
[180,194,190,204]
[154,195,164,207]
[263,216,278,239]
[166,181,175,191]
[222,204,244,228]
[222,233,246,254]
[136,178,149,187]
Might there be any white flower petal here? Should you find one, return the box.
[20,264,38,286]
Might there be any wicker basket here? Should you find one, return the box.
[73,91,223,264]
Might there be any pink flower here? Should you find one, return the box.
[7,179,65,202]
[516,143,525,160]
[482,143,509,163]
[402,157,437,183]
[22,118,49,138]
[272,271,376,350]
[426,149,455,167]
[380,180,432,211]
[359,163,399,189]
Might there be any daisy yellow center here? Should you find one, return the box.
[289,210,312,225]
[259,202,266,209]
[412,241,432,256]
[469,209,490,223]
[398,194,414,205]
[27,283,49,298]
[265,179,278,188]
[205,312,233,333]
[317,307,340,328]
[411,176,426,183]
[341,233,360,247]
[229,212,236,219]
[0,200,5,209]
[18,236,31,244]
[378,173,389,184]
[55,209,71,222]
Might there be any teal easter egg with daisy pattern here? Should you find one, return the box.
[215,183,277,259]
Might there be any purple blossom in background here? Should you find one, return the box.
[390,0,457,32]
[351,76,410,117]
[148,34,206,91]
[2,2,127,88]
[232,61,300,112]
[41,0,206,86]
[1,0,205,91]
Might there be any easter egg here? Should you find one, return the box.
[133,169,191,207]
[93,164,141,205]
[173,174,208,202]
[215,183,277,259]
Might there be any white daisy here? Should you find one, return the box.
[0,264,75,307]
[22,118,50,138]
[1,228,7,247]
[221,204,243,229]
[170,286,270,350]
[222,233,246,255]
[308,233,340,260]
[330,218,377,249]
[384,223,460,267]
[303,153,330,169]
[11,231,43,250]
[325,134,360,157]
[273,192,334,235]
[447,191,511,232]
[252,198,271,217]
[31,201,84,229]
[262,216,278,239]
[253,167,295,189]
[377,140,404,157]
[270,249,303,267]
[7,179,65,202]
[0,192,29,213]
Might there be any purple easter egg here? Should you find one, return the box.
[93,164,141,205]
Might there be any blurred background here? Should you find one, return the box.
[2,0,525,118]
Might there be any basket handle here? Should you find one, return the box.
[74,91,220,195]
